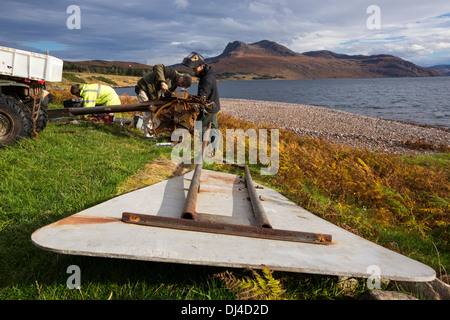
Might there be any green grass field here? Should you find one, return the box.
[0,114,448,300]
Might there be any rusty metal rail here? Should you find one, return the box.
[122,212,332,244]
[48,100,162,118]
[47,92,211,119]
[181,163,203,220]
[181,122,212,220]
[244,165,272,229]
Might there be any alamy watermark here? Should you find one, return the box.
[66,265,81,289]
[366,265,381,289]
[170,121,279,175]
[67,5,81,29]
[367,5,381,30]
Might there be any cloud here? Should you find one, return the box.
[174,0,189,9]
[0,0,449,66]
[335,13,450,65]
[219,17,252,32]
[248,1,271,15]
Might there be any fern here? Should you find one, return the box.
[215,268,285,300]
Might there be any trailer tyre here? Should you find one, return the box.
[0,95,33,147]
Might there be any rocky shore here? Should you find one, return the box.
[220,98,450,155]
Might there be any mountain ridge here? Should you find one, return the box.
[197,40,443,79]
[428,64,450,76]
[65,40,445,79]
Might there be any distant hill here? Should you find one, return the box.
[428,65,450,76]
[66,60,153,69]
[302,50,393,60]
[63,60,153,78]
[65,41,445,80]
[176,40,444,79]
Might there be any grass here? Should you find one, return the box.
[0,121,193,299]
[0,107,448,301]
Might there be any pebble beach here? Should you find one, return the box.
[220,98,450,155]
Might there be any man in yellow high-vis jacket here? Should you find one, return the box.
[70,83,121,108]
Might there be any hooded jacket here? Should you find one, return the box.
[197,65,220,113]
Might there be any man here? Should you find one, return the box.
[182,52,220,152]
[136,64,192,138]
[70,83,121,108]
[70,83,121,122]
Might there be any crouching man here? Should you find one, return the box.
[136,64,192,138]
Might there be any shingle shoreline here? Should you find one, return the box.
[220,98,450,155]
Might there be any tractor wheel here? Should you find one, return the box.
[0,95,33,147]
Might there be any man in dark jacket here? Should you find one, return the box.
[182,52,220,133]
[136,64,192,138]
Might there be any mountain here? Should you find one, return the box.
[302,50,443,78]
[215,40,302,58]
[177,40,444,79]
[428,65,450,76]
[65,40,445,80]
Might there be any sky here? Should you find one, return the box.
[1,0,450,67]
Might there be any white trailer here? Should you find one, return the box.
[0,46,63,147]
[0,46,63,81]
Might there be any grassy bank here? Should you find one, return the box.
[0,110,448,300]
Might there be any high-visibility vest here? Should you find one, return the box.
[80,84,121,107]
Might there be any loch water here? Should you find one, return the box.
[116,77,450,129]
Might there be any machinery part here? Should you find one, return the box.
[122,212,332,245]
[1,79,49,135]
[48,92,212,135]
[25,94,49,132]
[48,100,158,117]
[63,98,82,109]
[0,46,63,146]
[0,94,33,147]
[29,82,45,135]
[33,93,50,132]
[150,92,210,135]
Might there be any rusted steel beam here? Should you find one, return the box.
[181,122,212,220]
[244,165,272,229]
[47,93,212,119]
[47,100,164,118]
[121,212,332,245]
[181,163,202,220]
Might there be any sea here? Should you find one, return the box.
[115,77,450,129]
